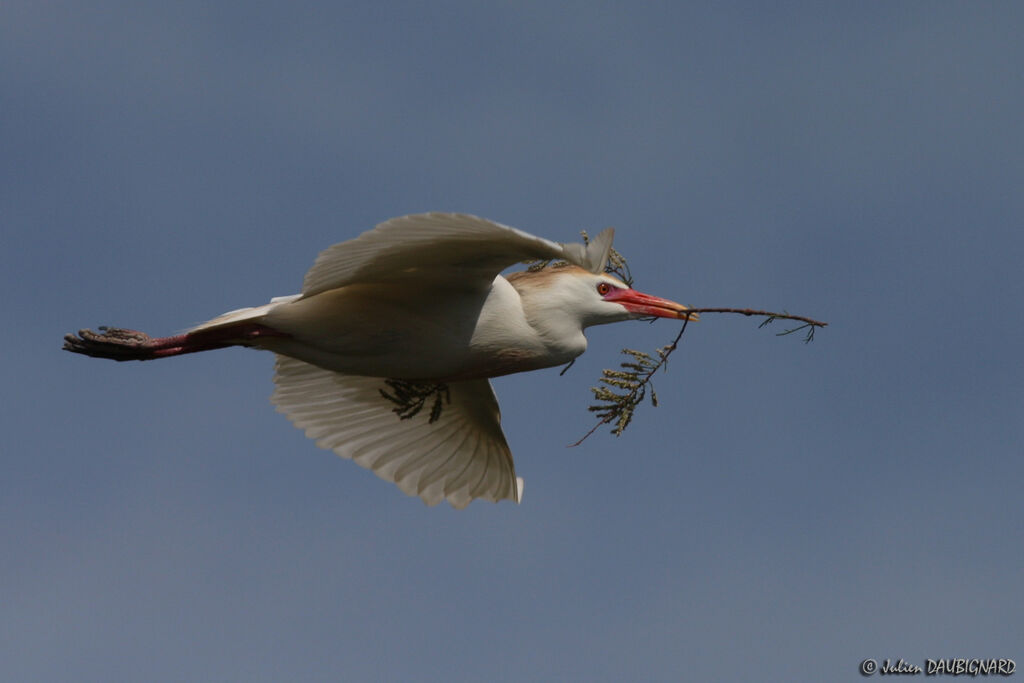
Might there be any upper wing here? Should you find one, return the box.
[301,212,614,297]
[271,354,523,509]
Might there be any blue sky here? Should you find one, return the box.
[3,2,1023,681]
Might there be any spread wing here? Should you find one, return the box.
[301,212,614,297]
[271,354,523,508]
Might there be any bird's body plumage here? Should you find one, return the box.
[65,213,691,508]
[254,273,583,381]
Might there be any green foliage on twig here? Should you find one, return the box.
[380,379,450,423]
[588,347,669,435]
[570,320,689,446]
[573,306,828,445]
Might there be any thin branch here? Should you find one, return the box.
[685,308,826,328]
[568,318,691,447]
[688,307,827,343]
[571,307,827,446]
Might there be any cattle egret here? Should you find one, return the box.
[64,213,694,508]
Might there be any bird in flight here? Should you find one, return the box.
[65,213,694,508]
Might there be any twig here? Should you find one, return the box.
[683,308,826,328]
[688,308,827,343]
[568,318,691,447]
[570,307,827,446]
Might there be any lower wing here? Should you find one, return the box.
[271,355,523,509]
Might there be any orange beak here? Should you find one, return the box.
[605,288,698,321]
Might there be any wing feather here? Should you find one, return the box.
[271,354,522,508]
[301,212,613,297]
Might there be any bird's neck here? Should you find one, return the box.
[468,276,587,375]
[502,275,589,360]
[523,307,588,360]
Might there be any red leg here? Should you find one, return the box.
[63,324,287,361]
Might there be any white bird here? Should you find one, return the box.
[65,213,694,508]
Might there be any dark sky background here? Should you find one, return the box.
[4,2,1022,681]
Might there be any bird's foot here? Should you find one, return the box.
[63,326,160,360]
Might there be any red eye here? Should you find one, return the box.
[597,282,612,296]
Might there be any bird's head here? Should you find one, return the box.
[508,265,696,331]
